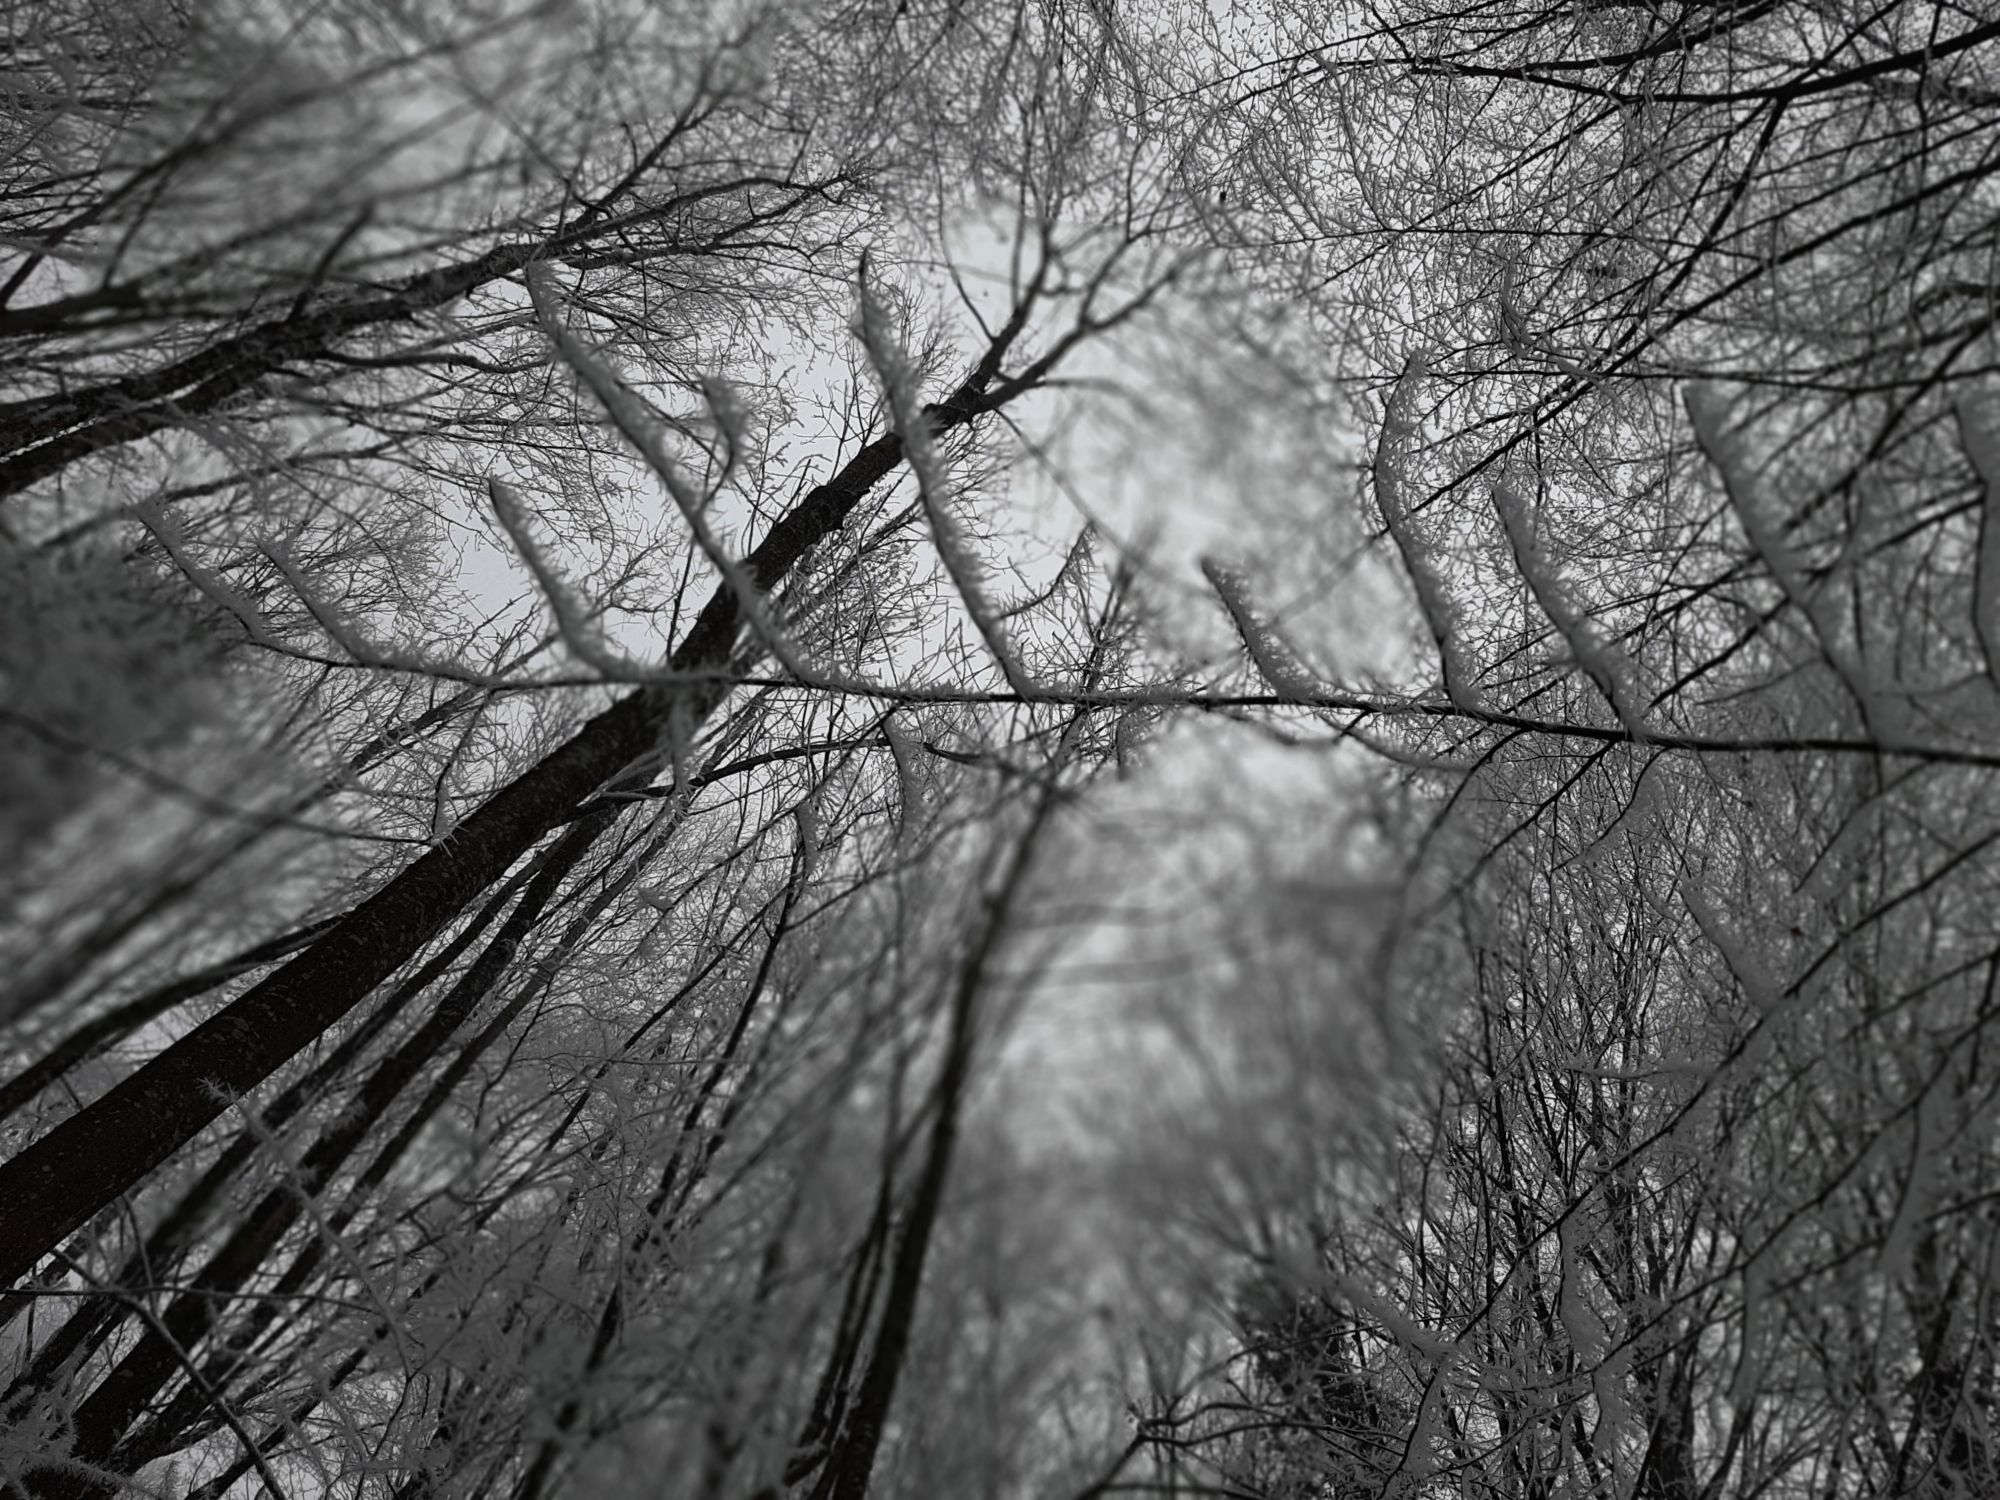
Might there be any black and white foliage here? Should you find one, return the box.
[4,0,1999,1497]
[1119,0,2000,1496]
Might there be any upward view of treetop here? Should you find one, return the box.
[3,0,1998,1496]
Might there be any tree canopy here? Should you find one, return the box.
[4,0,1999,1497]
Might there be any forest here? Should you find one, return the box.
[2,0,1998,1495]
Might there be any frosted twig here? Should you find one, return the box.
[262,539,507,686]
[133,500,279,648]
[855,268,1035,696]
[883,714,926,836]
[1554,1213,1606,1369]
[1679,876,1782,1017]
[1332,1275,1462,1364]
[1200,557,1324,699]
[486,478,659,681]
[1687,384,1903,747]
[525,261,818,685]
[1374,355,1478,711]
[1491,473,1645,735]
[792,784,822,885]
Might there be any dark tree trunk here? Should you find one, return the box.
[0,328,1034,1288]
[0,419,916,1288]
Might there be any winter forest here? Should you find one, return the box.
[3,0,1999,1495]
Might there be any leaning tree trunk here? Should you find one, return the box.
[0,321,1033,1286]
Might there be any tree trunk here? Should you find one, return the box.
[0,415,923,1287]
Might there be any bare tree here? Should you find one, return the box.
[0,1,1184,1494]
[1089,1,2000,1496]
[23,0,2000,1495]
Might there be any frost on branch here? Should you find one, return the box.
[1554,1210,1633,1450]
[1678,876,1781,1017]
[487,477,657,682]
[883,715,927,836]
[1679,874,1792,1081]
[1686,384,1905,747]
[262,538,499,685]
[854,271,1033,697]
[1200,558,1323,699]
[1491,474,1644,734]
[133,500,278,650]
[1374,355,1478,711]
[524,262,816,685]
